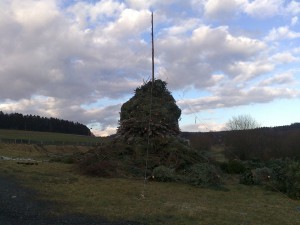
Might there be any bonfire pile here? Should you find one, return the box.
[78,79,222,188]
[117,79,181,140]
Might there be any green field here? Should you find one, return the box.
[0,129,105,145]
[1,144,299,225]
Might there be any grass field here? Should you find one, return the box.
[0,143,94,159]
[1,145,299,225]
[0,129,105,144]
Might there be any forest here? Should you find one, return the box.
[0,111,91,136]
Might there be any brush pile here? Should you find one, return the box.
[78,79,222,188]
[116,79,181,140]
[78,136,222,187]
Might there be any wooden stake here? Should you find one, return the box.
[151,12,154,83]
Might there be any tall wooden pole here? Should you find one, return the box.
[151,12,154,83]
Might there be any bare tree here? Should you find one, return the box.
[225,115,260,131]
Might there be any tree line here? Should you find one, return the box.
[182,122,300,160]
[0,111,91,136]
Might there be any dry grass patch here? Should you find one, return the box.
[1,159,299,225]
[209,145,227,162]
[0,143,93,161]
[0,143,46,159]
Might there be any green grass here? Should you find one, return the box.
[0,143,94,160]
[0,129,105,144]
[1,146,299,225]
[0,129,101,160]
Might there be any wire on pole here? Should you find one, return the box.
[151,11,155,84]
[140,11,155,199]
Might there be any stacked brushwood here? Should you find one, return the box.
[78,136,222,187]
[78,79,222,188]
[117,79,181,140]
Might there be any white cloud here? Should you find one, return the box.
[0,0,299,135]
[179,86,299,114]
[0,0,152,102]
[11,0,59,30]
[66,0,125,28]
[163,18,199,36]
[203,0,300,20]
[293,47,300,54]
[0,96,62,118]
[271,52,298,64]
[286,0,300,15]
[227,60,274,81]
[204,0,246,20]
[259,72,295,86]
[0,0,154,134]
[291,16,298,26]
[103,8,150,39]
[265,26,300,41]
[125,0,152,10]
[181,121,226,132]
[0,95,121,133]
[93,126,117,136]
[158,25,266,89]
[89,0,125,20]
[243,0,284,18]
[83,104,121,130]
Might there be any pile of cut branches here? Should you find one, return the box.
[117,79,181,139]
[78,79,222,188]
[78,136,222,187]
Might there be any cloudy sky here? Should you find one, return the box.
[0,0,299,136]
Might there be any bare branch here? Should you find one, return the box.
[225,115,260,131]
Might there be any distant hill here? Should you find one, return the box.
[181,123,300,160]
[181,122,300,138]
[0,111,91,136]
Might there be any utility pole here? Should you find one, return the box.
[151,11,155,83]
